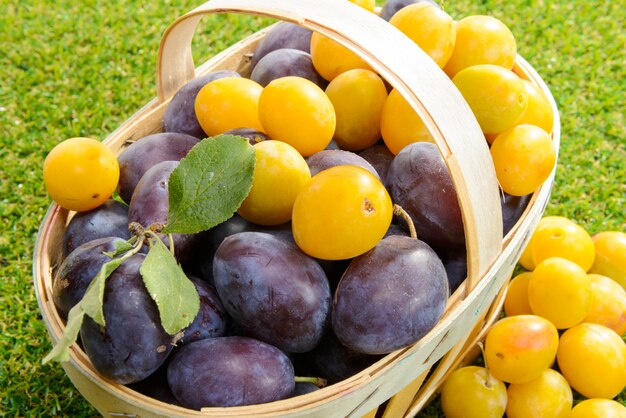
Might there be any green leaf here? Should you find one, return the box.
[42,305,83,364]
[164,134,256,234]
[81,256,128,325]
[103,237,136,258]
[140,238,199,335]
[42,255,127,364]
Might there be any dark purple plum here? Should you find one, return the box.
[53,236,127,318]
[80,254,173,384]
[129,160,178,230]
[306,149,380,180]
[255,223,295,243]
[380,0,441,21]
[167,336,295,408]
[332,235,449,354]
[225,320,252,338]
[117,132,200,204]
[384,222,410,238]
[251,49,325,88]
[201,220,343,291]
[292,382,320,396]
[177,276,229,346]
[223,127,269,145]
[196,215,293,284]
[196,214,255,284]
[128,160,204,263]
[316,258,351,293]
[386,142,465,249]
[162,70,240,138]
[502,192,532,236]
[127,362,180,406]
[303,331,383,384]
[198,217,343,291]
[437,247,467,293]
[63,199,131,256]
[213,232,331,353]
[201,218,342,291]
[250,22,313,69]
[325,139,341,150]
[358,143,395,186]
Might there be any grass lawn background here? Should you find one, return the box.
[1,0,624,416]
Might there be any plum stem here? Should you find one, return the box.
[149,222,165,234]
[129,221,145,237]
[294,376,327,388]
[477,341,494,388]
[167,232,176,255]
[130,222,176,256]
[393,204,417,239]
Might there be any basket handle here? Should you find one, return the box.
[156,0,503,292]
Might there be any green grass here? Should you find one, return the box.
[1,0,624,416]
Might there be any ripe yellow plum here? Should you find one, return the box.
[505,368,572,418]
[519,241,535,271]
[389,3,456,68]
[528,257,592,329]
[490,124,556,196]
[516,79,555,134]
[584,273,626,336]
[452,64,528,135]
[380,88,433,155]
[531,217,595,271]
[237,141,311,226]
[325,69,388,151]
[195,77,264,135]
[440,366,507,418]
[348,0,375,12]
[589,231,626,289]
[292,165,392,260]
[43,137,119,212]
[484,315,558,384]
[444,14,517,77]
[504,272,533,316]
[258,76,335,157]
[557,322,626,399]
[569,398,626,418]
[310,32,373,81]
[519,216,582,271]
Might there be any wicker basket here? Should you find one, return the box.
[33,0,560,417]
